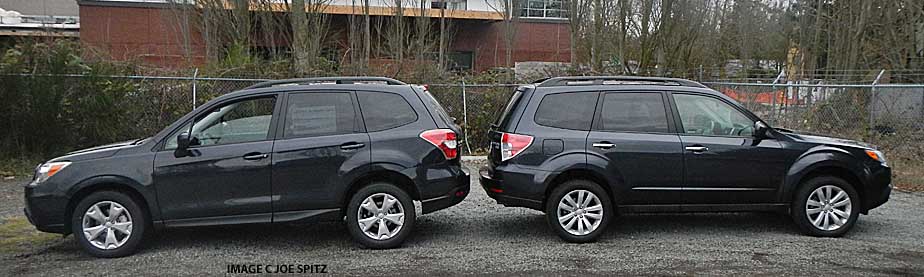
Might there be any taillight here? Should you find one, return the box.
[420,129,458,159]
[501,133,533,161]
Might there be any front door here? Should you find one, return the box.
[154,96,279,223]
[669,93,787,205]
[586,91,684,205]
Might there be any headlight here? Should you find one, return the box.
[33,161,72,184]
[865,149,887,165]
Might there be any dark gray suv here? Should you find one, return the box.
[24,77,470,257]
[480,76,891,242]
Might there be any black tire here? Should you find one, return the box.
[545,179,613,243]
[791,176,860,237]
[345,182,416,249]
[70,190,147,258]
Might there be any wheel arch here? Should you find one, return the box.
[782,149,867,210]
[64,176,157,234]
[542,166,615,209]
[340,166,420,214]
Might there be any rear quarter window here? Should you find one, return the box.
[358,92,418,132]
[534,92,598,130]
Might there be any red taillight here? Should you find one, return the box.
[420,129,458,159]
[501,132,533,161]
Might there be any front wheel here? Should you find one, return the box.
[345,183,416,249]
[546,180,613,243]
[71,190,147,258]
[791,176,860,237]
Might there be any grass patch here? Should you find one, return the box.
[0,217,61,256]
[0,157,42,179]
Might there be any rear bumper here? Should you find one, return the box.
[479,166,543,210]
[420,168,470,214]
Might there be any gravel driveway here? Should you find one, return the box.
[2,161,923,276]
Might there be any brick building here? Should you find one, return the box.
[77,0,571,72]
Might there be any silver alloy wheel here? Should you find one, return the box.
[557,190,604,236]
[806,185,852,231]
[81,201,133,250]
[357,193,405,240]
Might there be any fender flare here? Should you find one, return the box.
[780,146,865,203]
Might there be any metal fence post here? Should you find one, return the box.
[770,70,784,121]
[461,79,473,155]
[191,68,199,110]
[869,69,885,130]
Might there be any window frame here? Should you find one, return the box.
[277,90,365,140]
[532,91,600,131]
[356,91,419,132]
[591,91,677,134]
[159,94,282,151]
[667,92,759,138]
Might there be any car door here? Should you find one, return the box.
[270,91,371,221]
[669,92,788,206]
[586,91,685,206]
[153,95,279,223]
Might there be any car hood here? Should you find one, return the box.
[52,139,144,162]
[778,130,872,149]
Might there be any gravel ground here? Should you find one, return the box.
[2,162,923,276]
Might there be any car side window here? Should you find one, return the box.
[599,92,669,133]
[358,92,417,132]
[284,92,356,138]
[165,97,276,150]
[534,92,598,130]
[673,94,754,137]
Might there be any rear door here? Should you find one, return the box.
[271,91,371,219]
[586,91,684,205]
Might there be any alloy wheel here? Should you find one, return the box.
[357,193,405,240]
[805,185,852,231]
[557,190,604,236]
[82,201,133,250]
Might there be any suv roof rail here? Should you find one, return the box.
[536,76,707,88]
[245,76,407,90]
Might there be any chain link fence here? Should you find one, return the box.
[3,74,923,189]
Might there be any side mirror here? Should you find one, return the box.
[174,133,191,157]
[754,121,770,139]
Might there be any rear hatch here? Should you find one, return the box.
[488,87,532,167]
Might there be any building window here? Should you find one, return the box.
[520,0,567,19]
[431,0,467,10]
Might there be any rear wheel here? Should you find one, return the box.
[791,176,860,237]
[345,183,416,249]
[71,190,147,258]
[545,180,612,243]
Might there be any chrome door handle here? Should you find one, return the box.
[685,146,709,152]
[243,153,269,160]
[340,142,365,150]
[593,143,615,149]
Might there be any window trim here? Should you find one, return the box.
[591,91,677,135]
[159,94,281,151]
[278,91,364,140]
[532,91,601,131]
[355,90,419,133]
[668,92,758,138]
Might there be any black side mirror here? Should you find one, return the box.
[174,133,191,157]
[754,121,770,139]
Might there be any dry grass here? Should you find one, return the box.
[893,160,924,192]
[0,217,61,256]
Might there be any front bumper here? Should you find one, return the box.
[24,183,68,234]
[863,165,892,212]
[420,168,470,214]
